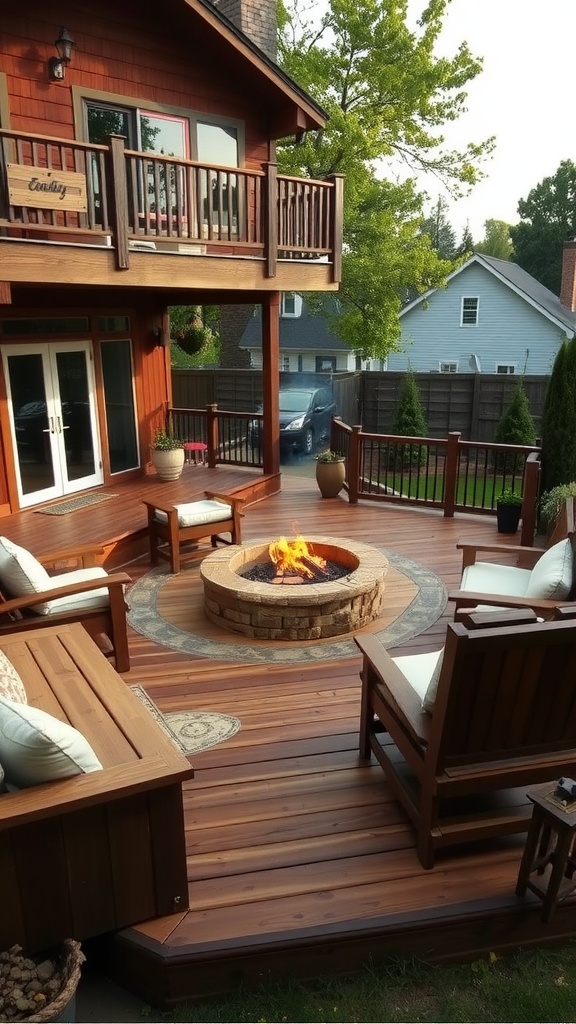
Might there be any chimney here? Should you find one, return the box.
[212,0,277,60]
[560,238,576,311]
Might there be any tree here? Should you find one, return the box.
[277,0,493,357]
[540,337,576,494]
[420,197,457,259]
[493,378,536,473]
[456,221,474,258]
[475,219,513,260]
[389,369,428,467]
[510,159,576,294]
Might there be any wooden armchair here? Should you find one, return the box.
[143,490,244,573]
[0,538,131,672]
[356,616,576,868]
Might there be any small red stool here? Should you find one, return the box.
[183,442,207,465]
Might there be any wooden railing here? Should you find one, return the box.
[167,405,263,469]
[0,129,342,279]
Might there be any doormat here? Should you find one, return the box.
[129,684,241,754]
[35,493,118,515]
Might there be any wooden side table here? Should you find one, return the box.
[516,782,576,921]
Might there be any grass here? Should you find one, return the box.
[143,942,576,1022]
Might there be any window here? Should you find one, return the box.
[496,364,516,374]
[440,361,458,373]
[281,294,303,318]
[282,356,290,371]
[315,356,336,372]
[461,297,479,326]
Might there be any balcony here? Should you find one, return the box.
[0,129,343,292]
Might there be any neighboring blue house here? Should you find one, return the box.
[391,252,576,375]
[239,295,386,372]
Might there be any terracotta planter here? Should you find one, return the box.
[315,458,346,498]
[151,447,185,482]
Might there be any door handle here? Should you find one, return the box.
[42,417,56,434]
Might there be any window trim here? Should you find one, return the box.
[439,361,459,373]
[281,293,303,318]
[496,363,516,374]
[460,296,479,326]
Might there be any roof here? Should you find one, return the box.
[184,0,328,132]
[400,253,576,336]
[240,297,349,351]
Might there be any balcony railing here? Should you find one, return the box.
[0,129,343,279]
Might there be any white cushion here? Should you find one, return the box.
[0,536,50,596]
[154,499,232,528]
[392,648,444,712]
[31,567,110,616]
[460,561,531,597]
[0,695,102,788]
[0,651,27,704]
[525,539,573,600]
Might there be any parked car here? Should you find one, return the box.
[249,387,337,455]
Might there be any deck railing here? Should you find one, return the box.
[0,129,342,279]
[167,405,263,469]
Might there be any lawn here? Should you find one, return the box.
[157,942,576,1023]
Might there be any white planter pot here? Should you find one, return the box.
[151,448,185,482]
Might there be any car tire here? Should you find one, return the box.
[301,429,314,455]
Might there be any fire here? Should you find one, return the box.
[269,535,327,578]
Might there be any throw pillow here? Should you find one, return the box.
[525,539,573,600]
[0,695,102,788]
[0,650,27,704]
[0,536,50,597]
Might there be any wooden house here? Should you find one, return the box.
[0,0,343,515]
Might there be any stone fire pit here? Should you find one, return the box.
[200,536,389,640]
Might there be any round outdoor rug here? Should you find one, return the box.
[127,548,447,664]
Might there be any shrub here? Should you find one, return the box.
[389,370,428,469]
[493,379,536,473]
[539,481,576,529]
[540,338,576,493]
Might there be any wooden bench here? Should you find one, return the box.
[0,622,194,953]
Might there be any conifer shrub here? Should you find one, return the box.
[540,338,576,494]
[388,371,428,470]
[493,378,536,473]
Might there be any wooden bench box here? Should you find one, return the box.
[0,622,194,953]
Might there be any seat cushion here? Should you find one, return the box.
[154,498,232,529]
[0,695,102,788]
[30,566,111,616]
[0,536,50,596]
[525,539,573,600]
[460,561,531,597]
[392,648,444,712]
[0,650,27,704]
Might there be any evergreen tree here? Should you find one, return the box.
[456,222,475,258]
[493,378,536,473]
[390,371,428,468]
[540,338,576,493]
[421,197,457,259]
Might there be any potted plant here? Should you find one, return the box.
[496,487,523,533]
[315,449,346,498]
[150,429,185,482]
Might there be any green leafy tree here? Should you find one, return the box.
[389,370,428,468]
[510,159,576,294]
[540,337,576,493]
[277,0,493,358]
[493,378,536,473]
[475,218,513,260]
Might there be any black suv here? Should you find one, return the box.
[250,386,337,455]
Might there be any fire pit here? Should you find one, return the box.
[200,535,389,640]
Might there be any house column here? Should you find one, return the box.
[261,292,280,477]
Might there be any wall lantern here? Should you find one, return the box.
[48,28,75,81]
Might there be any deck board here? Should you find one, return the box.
[9,470,566,1006]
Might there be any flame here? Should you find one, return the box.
[268,535,326,578]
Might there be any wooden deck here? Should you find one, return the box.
[4,470,574,1008]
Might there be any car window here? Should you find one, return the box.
[278,391,312,413]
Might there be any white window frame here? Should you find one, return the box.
[281,355,290,371]
[496,363,516,374]
[439,361,458,373]
[281,293,303,318]
[461,296,479,326]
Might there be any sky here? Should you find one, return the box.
[406,0,576,243]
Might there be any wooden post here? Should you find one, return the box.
[443,431,461,518]
[520,450,541,546]
[347,425,361,504]
[265,162,278,279]
[326,173,344,284]
[206,404,219,468]
[108,134,130,270]
[261,292,280,477]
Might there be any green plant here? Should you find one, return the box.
[539,481,576,528]
[316,449,344,462]
[151,429,183,451]
[493,378,536,473]
[496,487,523,506]
[540,337,576,494]
[389,370,428,469]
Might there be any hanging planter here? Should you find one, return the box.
[170,326,206,356]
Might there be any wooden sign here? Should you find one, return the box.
[7,164,87,212]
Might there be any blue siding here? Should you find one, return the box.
[391,263,568,375]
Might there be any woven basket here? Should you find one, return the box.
[26,940,85,1023]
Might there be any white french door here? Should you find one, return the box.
[2,341,103,508]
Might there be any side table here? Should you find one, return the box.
[516,782,576,921]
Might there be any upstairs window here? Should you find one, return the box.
[496,363,516,374]
[440,361,458,373]
[281,294,303,318]
[461,297,479,326]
